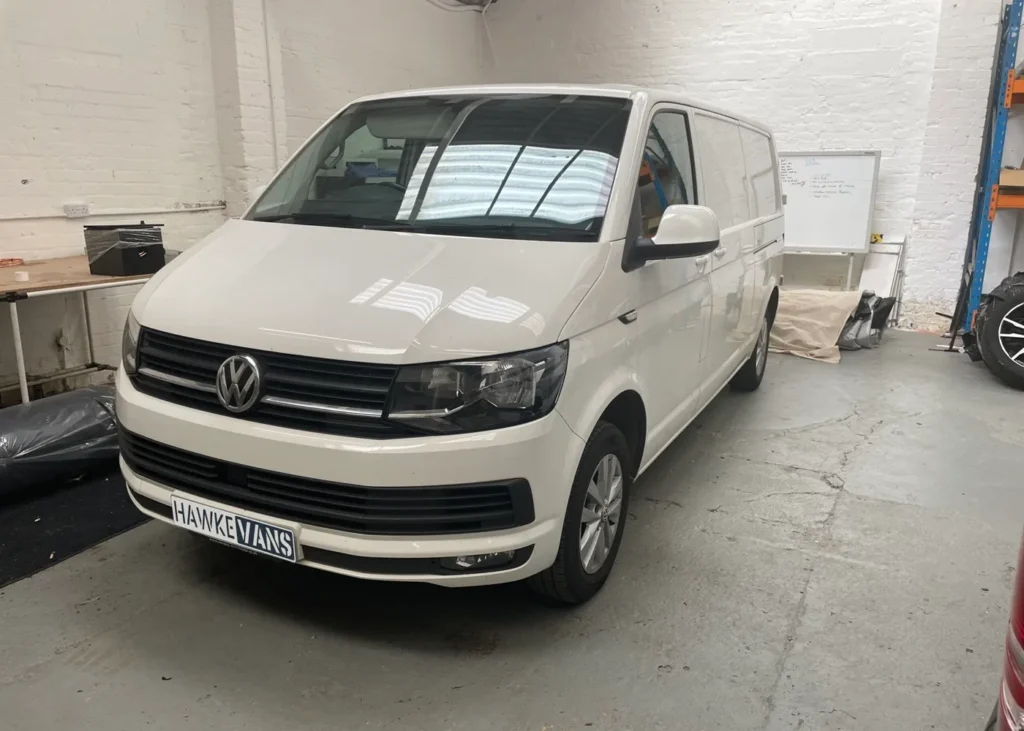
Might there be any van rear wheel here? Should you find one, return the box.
[528,421,632,605]
[731,313,770,392]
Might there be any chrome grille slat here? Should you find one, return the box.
[133,328,410,438]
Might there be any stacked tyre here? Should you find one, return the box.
[973,272,1024,390]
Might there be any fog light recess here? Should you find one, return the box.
[440,551,517,571]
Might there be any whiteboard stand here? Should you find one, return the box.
[779,151,881,291]
[785,250,858,290]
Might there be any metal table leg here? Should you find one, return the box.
[9,300,30,403]
[81,290,95,365]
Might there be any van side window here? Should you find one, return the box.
[694,114,752,228]
[637,112,696,237]
[739,127,778,218]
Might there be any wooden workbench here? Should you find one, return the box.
[0,255,151,297]
[2,254,154,403]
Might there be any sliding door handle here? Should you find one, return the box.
[713,247,727,259]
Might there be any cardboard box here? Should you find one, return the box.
[1000,168,1024,187]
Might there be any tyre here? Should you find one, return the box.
[731,311,770,392]
[976,272,1024,390]
[974,295,994,363]
[528,421,632,605]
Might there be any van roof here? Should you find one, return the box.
[351,84,772,136]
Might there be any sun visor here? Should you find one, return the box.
[366,107,456,141]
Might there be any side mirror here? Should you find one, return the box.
[627,205,721,270]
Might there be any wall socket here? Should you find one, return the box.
[63,202,90,218]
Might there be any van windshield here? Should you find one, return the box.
[248,94,633,242]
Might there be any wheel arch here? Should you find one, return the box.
[557,368,650,479]
[595,390,647,477]
[765,285,780,329]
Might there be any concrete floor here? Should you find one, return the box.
[1,331,1020,730]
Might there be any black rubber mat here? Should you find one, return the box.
[0,470,146,588]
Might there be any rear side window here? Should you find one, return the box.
[636,111,697,237]
[694,114,751,228]
[740,127,778,218]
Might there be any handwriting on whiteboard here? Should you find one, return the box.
[808,175,855,199]
[781,160,855,198]
[779,158,804,187]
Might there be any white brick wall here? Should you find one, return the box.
[0,0,483,395]
[0,0,228,390]
[486,0,1002,329]
[210,0,290,217]
[276,0,485,154]
[904,0,1003,328]
[0,0,1008,395]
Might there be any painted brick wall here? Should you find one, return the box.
[276,0,485,154]
[210,0,290,218]
[0,0,1006,396]
[0,0,484,395]
[905,0,1003,327]
[0,0,227,390]
[0,1,226,234]
[485,0,1001,328]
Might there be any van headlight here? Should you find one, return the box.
[386,343,568,433]
[121,311,141,375]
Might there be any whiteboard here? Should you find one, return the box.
[779,151,881,254]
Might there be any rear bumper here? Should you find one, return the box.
[116,368,585,587]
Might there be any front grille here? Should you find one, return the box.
[133,328,412,438]
[120,429,534,536]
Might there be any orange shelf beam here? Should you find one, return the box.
[998,190,1024,208]
[1010,74,1024,106]
[991,185,1024,219]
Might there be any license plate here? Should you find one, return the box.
[171,495,299,562]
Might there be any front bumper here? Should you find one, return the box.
[116,368,585,587]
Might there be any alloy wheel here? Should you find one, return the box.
[580,453,623,574]
[998,302,1024,367]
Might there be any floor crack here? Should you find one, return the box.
[766,411,856,437]
[721,455,844,490]
[743,491,830,503]
[761,474,845,728]
[761,567,812,729]
[641,496,684,510]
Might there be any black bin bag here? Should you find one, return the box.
[0,387,119,501]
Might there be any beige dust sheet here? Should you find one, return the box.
[768,289,863,364]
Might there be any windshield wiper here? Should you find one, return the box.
[252,213,405,228]
[373,222,597,241]
[255,214,596,240]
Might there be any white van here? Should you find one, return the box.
[116,85,783,604]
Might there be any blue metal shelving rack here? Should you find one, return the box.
[956,0,1023,338]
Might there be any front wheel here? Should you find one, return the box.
[731,313,770,392]
[528,421,632,605]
